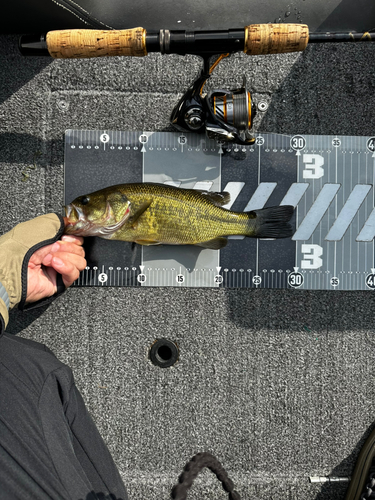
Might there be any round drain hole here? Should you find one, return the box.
[149,339,179,368]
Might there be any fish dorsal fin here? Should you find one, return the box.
[196,237,228,249]
[196,190,231,207]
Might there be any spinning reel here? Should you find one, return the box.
[170,54,256,145]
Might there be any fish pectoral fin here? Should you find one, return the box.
[128,201,152,227]
[196,237,228,249]
[134,239,162,246]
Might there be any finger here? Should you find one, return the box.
[40,242,84,268]
[53,241,86,258]
[31,239,83,266]
[52,251,87,270]
[61,235,84,246]
[50,254,87,288]
[41,245,85,277]
[30,242,60,266]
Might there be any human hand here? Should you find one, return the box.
[26,235,87,303]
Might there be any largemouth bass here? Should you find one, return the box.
[64,183,294,249]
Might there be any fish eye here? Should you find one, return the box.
[80,196,90,205]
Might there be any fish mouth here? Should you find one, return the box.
[64,204,92,235]
[64,202,131,237]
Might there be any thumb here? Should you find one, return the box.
[30,242,60,267]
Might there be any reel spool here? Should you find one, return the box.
[206,79,254,143]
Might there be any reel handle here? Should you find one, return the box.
[46,28,147,58]
[244,23,309,55]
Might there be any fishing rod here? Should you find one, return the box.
[19,25,375,144]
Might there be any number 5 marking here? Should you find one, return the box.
[100,133,110,143]
[301,244,323,269]
[303,154,324,179]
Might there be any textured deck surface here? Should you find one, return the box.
[1,13,375,499]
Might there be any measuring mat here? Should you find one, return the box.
[64,130,375,290]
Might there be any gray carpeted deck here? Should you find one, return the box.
[1,26,375,500]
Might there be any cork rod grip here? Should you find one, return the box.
[244,24,309,55]
[46,28,147,58]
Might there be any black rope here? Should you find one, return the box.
[171,452,241,500]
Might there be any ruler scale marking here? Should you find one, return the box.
[64,130,375,290]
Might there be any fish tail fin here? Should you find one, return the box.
[246,205,294,239]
